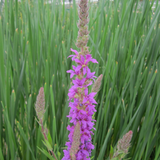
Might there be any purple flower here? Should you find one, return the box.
[63,48,98,160]
[63,0,100,159]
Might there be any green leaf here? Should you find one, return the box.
[110,145,114,159]
[47,130,53,148]
[42,139,53,151]
[0,147,4,160]
[17,121,36,160]
[38,147,55,160]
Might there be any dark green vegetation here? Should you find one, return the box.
[0,0,160,159]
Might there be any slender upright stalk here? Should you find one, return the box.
[62,0,100,159]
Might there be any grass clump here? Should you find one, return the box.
[0,0,160,159]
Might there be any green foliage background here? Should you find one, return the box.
[0,0,160,159]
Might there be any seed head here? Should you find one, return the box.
[70,122,81,160]
[35,87,45,120]
[91,74,103,94]
[113,130,133,158]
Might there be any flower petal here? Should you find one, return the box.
[71,48,79,55]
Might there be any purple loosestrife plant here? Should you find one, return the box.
[62,0,100,159]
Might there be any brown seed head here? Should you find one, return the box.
[91,74,103,94]
[35,87,45,120]
[70,122,81,159]
[113,130,133,158]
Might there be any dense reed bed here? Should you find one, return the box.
[0,0,160,159]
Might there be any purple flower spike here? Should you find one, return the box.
[62,0,102,159]
[63,47,99,159]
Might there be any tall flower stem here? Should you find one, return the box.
[62,0,99,159]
